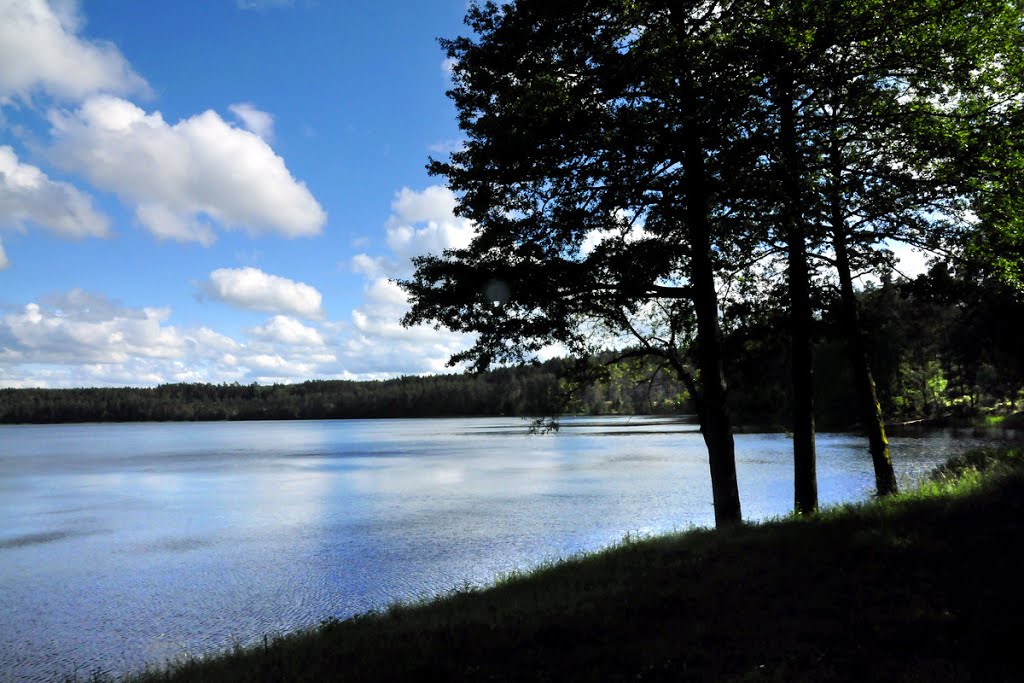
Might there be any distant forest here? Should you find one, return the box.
[3,269,1022,427]
[0,357,687,424]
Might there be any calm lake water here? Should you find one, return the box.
[0,416,1016,681]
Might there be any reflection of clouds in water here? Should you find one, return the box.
[242,471,335,530]
[70,472,128,490]
[340,449,574,500]
[6,417,1008,683]
[64,459,340,549]
[136,472,188,494]
[429,467,465,487]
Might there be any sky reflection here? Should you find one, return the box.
[0,418,1017,682]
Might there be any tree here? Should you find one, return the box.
[823,0,1023,495]
[900,262,1024,413]
[400,0,774,527]
[734,0,1024,503]
[402,0,1024,525]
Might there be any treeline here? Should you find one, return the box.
[0,357,690,424]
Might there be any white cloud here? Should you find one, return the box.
[343,185,477,376]
[0,289,341,387]
[365,277,410,309]
[48,95,326,244]
[1,293,185,365]
[46,288,149,321]
[441,56,458,77]
[0,0,148,103]
[390,185,458,226]
[203,266,324,319]
[0,283,466,385]
[249,315,324,346]
[0,145,109,238]
[349,185,475,280]
[243,353,290,371]
[1,186,481,387]
[190,326,240,353]
[0,373,42,389]
[134,203,215,246]
[340,296,468,376]
[0,289,399,387]
[887,240,933,279]
[385,185,475,261]
[237,0,294,10]
[0,236,8,269]
[579,210,647,257]
[347,279,418,342]
[427,138,464,155]
[350,252,395,279]
[229,102,274,142]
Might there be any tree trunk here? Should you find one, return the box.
[778,73,818,515]
[679,96,742,528]
[828,143,899,496]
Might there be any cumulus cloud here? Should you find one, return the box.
[238,353,314,378]
[390,185,458,227]
[347,280,461,353]
[48,95,326,244]
[0,236,8,269]
[203,266,324,319]
[343,185,476,375]
[350,185,475,279]
[0,289,349,387]
[249,315,324,346]
[1,185,482,387]
[341,290,468,377]
[441,56,458,77]
[190,326,240,353]
[0,0,148,103]
[386,186,475,260]
[235,314,339,383]
[887,240,933,278]
[0,282,465,385]
[428,138,464,155]
[579,211,646,257]
[229,102,274,142]
[1,292,185,365]
[135,203,215,246]
[349,252,395,279]
[0,145,109,238]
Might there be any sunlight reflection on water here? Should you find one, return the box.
[0,417,1015,681]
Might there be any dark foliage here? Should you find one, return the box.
[722,267,1024,430]
[0,357,692,424]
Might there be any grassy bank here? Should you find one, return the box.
[83,449,1023,682]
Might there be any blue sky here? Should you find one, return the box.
[0,0,935,389]
[0,0,480,387]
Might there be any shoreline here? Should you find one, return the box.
[76,447,1024,682]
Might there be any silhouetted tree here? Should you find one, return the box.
[401,0,775,526]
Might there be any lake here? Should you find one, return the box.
[0,416,1015,682]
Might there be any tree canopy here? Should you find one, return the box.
[403,0,782,525]
[401,0,1024,525]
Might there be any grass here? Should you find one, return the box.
[75,447,1023,683]
[975,411,1024,430]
